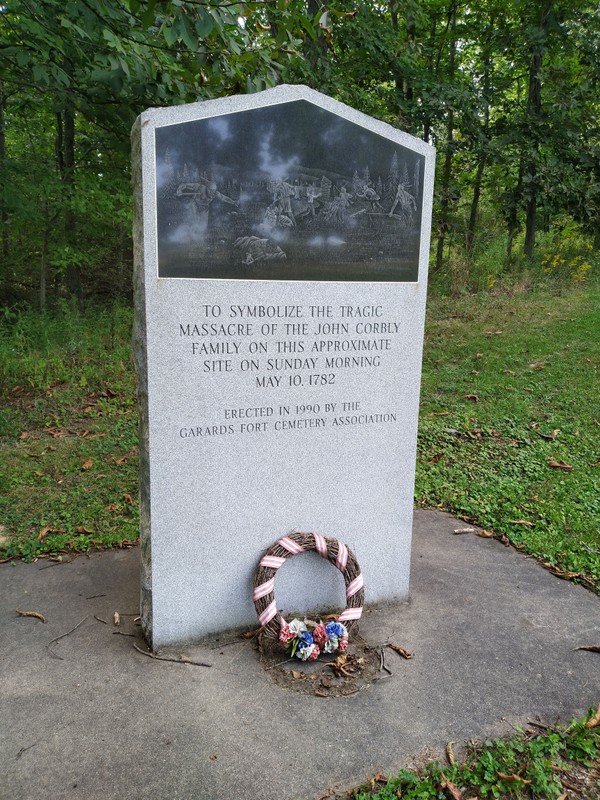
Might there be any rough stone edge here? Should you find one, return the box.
[131,116,153,648]
[140,84,435,160]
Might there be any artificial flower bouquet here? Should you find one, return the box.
[279,618,349,661]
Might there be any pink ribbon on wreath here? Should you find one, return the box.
[338,606,363,622]
[253,576,275,601]
[278,536,304,555]
[336,541,348,572]
[313,532,328,559]
[258,599,278,627]
[345,573,364,599]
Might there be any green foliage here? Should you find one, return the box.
[353,710,599,800]
[416,287,600,590]
[1,1,599,304]
[0,305,138,559]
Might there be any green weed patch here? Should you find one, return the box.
[0,306,139,560]
[352,709,600,799]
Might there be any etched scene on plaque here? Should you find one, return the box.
[155,100,425,281]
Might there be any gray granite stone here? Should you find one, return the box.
[133,85,435,648]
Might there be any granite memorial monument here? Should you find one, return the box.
[133,85,435,649]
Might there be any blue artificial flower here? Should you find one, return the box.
[297,631,314,649]
[325,621,345,639]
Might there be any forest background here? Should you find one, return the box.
[0,0,599,308]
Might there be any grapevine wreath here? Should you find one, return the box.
[253,532,364,661]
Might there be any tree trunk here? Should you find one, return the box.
[40,216,49,313]
[507,163,524,262]
[306,0,329,91]
[0,80,10,301]
[435,4,457,275]
[390,0,416,131]
[466,34,492,257]
[524,0,552,259]
[422,14,437,142]
[466,154,486,256]
[59,84,82,309]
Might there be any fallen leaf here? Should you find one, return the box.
[478,530,494,538]
[529,361,545,370]
[439,775,463,799]
[503,369,516,375]
[585,704,600,728]
[38,526,60,541]
[241,627,261,639]
[34,471,44,477]
[371,771,386,784]
[19,431,29,440]
[453,527,475,535]
[575,645,600,653]
[290,670,303,680]
[465,394,479,402]
[548,460,573,471]
[123,493,134,505]
[209,753,217,761]
[500,535,510,546]
[446,741,456,765]
[509,520,536,527]
[113,611,120,626]
[106,503,119,512]
[429,411,450,416]
[16,608,46,623]
[428,453,446,464]
[387,643,414,659]
[498,772,533,785]
[320,676,332,688]
[180,655,191,663]
[76,526,94,534]
[550,567,580,580]
[82,460,93,470]
[476,352,483,358]
[536,429,559,441]
[113,456,129,464]
[314,689,329,697]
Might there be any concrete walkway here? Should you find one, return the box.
[1,510,598,800]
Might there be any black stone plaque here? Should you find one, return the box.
[155,100,424,282]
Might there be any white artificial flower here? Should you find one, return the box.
[296,643,315,661]
[289,619,308,635]
[323,637,339,654]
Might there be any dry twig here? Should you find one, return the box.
[132,643,211,667]
[46,615,89,660]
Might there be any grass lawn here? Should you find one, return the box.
[417,287,599,591]
[0,287,598,592]
[0,307,139,559]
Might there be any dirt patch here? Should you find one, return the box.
[259,637,386,697]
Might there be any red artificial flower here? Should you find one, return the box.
[313,624,328,646]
